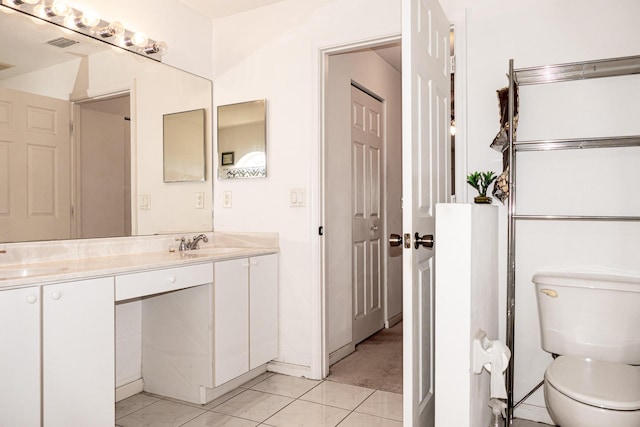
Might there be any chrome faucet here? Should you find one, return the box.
[187,234,209,250]
[176,234,209,251]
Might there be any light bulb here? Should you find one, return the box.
[77,9,100,28]
[33,4,47,18]
[98,21,124,38]
[49,0,71,16]
[130,32,148,48]
[144,41,168,56]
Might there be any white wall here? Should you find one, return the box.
[211,0,401,373]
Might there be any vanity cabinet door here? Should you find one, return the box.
[0,286,41,427]
[42,277,114,427]
[249,254,279,369]
[214,258,249,386]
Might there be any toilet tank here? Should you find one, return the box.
[533,270,640,364]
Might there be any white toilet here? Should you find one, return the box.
[533,270,640,427]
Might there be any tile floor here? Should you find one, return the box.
[115,372,553,427]
[115,372,403,426]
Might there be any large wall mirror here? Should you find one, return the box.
[217,100,267,179]
[0,6,213,243]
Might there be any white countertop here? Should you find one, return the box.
[0,246,278,290]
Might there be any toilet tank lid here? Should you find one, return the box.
[545,356,640,411]
[532,269,640,293]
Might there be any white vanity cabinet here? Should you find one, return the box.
[214,254,278,386]
[0,286,41,426]
[0,277,114,427]
[140,254,278,402]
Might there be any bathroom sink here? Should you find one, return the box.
[0,266,69,280]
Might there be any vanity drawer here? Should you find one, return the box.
[115,263,213,301]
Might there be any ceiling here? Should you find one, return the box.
[175,0,286,19]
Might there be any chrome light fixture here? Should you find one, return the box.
[0,0,168,61]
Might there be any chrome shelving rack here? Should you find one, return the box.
[503,55,640,424]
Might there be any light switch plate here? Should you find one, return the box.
[290,188,306,207]
[139,194,150,210]
[223,191,232,208]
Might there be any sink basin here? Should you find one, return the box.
[0,266,69,280]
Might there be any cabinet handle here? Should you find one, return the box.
[26,294,38,304]
[167,276,177,283]
[51,291,62,300]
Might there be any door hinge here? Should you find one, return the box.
[450,55,456,74]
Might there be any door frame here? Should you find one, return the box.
[319,35,402,378]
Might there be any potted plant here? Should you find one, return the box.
[467,171,497,204]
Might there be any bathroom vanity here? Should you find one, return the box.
[0,233,279,427]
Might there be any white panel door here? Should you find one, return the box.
[214,258,250,386]
[42,277,115,427]
[0,287,41,427]
[402,0,451,425]
[249,254,279,369]
[0,87,70,242]
[351,85,385,344]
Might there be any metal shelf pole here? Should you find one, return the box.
[505,58,517,425]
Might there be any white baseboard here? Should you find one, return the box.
[115,379,144,402]
[328,343,356,366]
[267,360,314,379]
[386,313,402,328]
[514,403,554,425]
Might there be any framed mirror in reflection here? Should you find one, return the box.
[0,6,213,244]
[163,109,206,182]
[218,100,267,179]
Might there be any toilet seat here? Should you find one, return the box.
[545,355,640,411]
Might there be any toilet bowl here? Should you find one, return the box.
[543,356,640,427]
[532,270,640,427]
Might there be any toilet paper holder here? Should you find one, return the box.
[472,329,510,374]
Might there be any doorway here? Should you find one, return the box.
[72,94,132,239]
[321,27,457,391]
[323,40,403,380]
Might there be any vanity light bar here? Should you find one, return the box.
[0,0,168,61]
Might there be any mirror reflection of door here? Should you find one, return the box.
[74,95,131,239]
[217,99,267,179]
[0,87,71,242]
